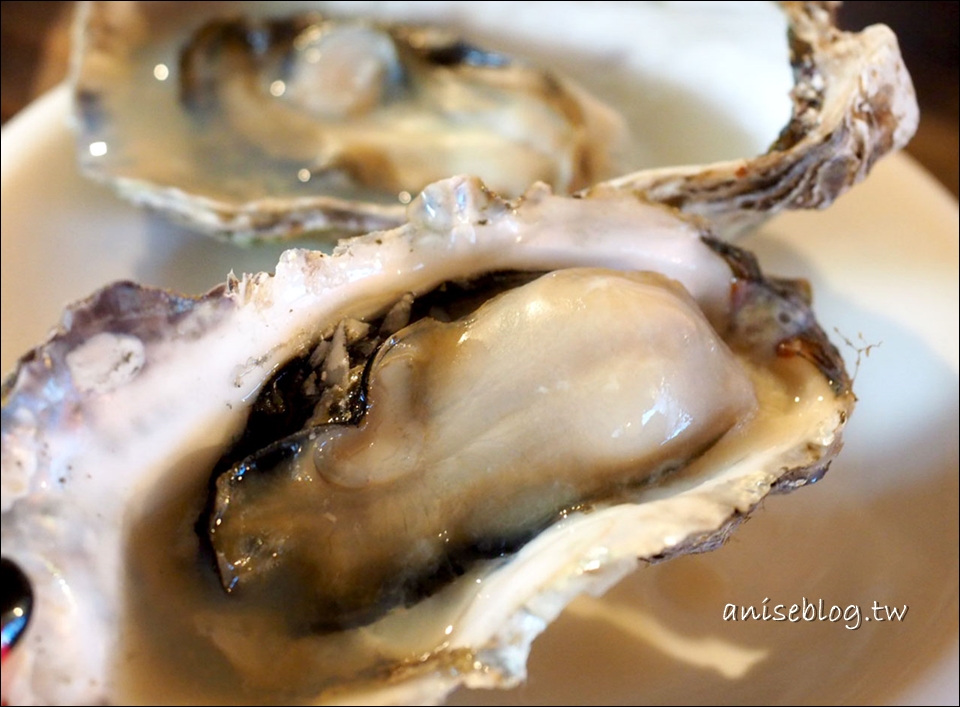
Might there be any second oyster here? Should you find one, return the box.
[70,2,917,243]
[72,1,626,242]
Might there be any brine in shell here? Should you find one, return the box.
[1,176,854,705]
[70,1,917,242]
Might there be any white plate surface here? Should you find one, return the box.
[2,75,957,707]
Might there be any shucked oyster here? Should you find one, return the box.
[1,176,853,705]
[70,1,917,242]
[71,1,626,241]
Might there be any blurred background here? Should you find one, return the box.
[1,1,957,197]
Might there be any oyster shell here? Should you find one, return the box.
[0,176,853,705]
[70,1,917,243]
[602,1,921,236]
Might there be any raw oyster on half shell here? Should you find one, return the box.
[1,176,853,705]
[69,1,917,242]
[71,1,626,242]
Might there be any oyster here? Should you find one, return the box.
[69,1,917,243]
[71,1,626,242]
[0,176,853,705]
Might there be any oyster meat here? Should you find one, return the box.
[1,176,853,705]
[177,15,622,199]
[70,1,917,242]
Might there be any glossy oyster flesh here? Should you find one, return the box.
[69,1,917,243]
[0,176,853,705]
[206,267,759,632]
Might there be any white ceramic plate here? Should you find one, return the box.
[2,78,957,707]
